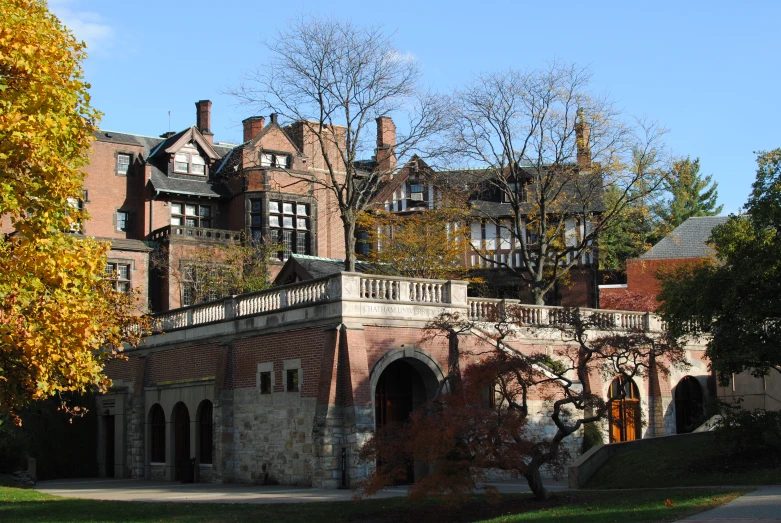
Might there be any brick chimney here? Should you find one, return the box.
[242,116,265,142]
[376,116,396,172]
[575,108,591,168]
[195,100,214,145]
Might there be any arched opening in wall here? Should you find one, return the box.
[149,404,166,464]
[172,402,191,481]
[675,376,704,433]
[197,400,213,465]
[608,376,641,443]
[374,358,438,484]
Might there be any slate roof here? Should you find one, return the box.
[273,254,389,285]
[639,216,730,260]
[149,169,230,199]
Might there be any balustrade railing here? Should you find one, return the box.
[149,225,242,243]
[148,272,662,333]
[358,275,448,303]
[466,297,659,331]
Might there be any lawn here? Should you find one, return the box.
[586,434,781,489]
[0,486,746,523]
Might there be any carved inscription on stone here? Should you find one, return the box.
[361,304,444,318]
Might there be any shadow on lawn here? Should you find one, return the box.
[0,490,745,523]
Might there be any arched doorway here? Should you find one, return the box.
[149,404,166,464]
[374,358,438,483]
[172,403,191,482]
[608,376,641,442]
[675,376,703,433]
[197,400,213,465]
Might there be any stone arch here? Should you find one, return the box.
[148,403,166,464]
[369,347,445,484]
[607,375,641,443]
[674,376,704,433]
[196,400,213,465]
[369,347,446,414]
[171,402,191,481]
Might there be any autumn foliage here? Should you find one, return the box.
[0,0,146,423]
[358,307,686,501]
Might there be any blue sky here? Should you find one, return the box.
[50,0,781,215]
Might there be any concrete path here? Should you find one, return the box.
[677,486,781,522]
[34,478,569,504]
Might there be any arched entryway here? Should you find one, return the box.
[196,400,213,465]
[608,376,641,442]
[372,355,440,483]
[675,376,703,433]
[172,402,191,481]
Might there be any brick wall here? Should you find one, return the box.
[144,343,221,385]
[83,140,145,239]
[231,328,328,397]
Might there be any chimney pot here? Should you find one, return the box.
[242,116,266,142]
[195,100,214,145]
[270,113,279,125]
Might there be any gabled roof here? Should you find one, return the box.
[148,127,221,161]
[273,254,384,285]
[639,216,730,260]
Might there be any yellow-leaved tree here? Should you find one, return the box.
[1,0,146,424]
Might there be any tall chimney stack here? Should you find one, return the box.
[575,108,591,168]
[376,116,396,172]
[195,100,214,145]
[242,116,265,142]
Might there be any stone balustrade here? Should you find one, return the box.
[150,273,663,333]
[467,297,661,332]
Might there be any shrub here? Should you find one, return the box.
[582,422,604,453]
[717,407,781,456]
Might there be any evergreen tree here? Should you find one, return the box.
[653,157,723,241]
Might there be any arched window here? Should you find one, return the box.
[608,376,641,443]
[149,404,165,463]
[198,400,213,465]
[675,376,704,433]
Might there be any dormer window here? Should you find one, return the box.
[260,153,290,168]
[174,145,207,175]
[504,182,529,203]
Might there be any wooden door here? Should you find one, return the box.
[610,402,622,443]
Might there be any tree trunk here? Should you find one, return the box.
[343,214,357,272]
[524,464,550,500]
[532,284,545,306]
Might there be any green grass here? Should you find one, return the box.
[587,435,781,489]
[0,486,746,523]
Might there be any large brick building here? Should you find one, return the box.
[45,99,599,313]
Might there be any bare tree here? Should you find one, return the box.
[232,17,448,271]
[451,62,667,304]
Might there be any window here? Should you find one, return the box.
[268,200,309,260]
[116,210,131,232]
[259,372,272,394]
[105,262,131,293]
[286,369,299,392]
[171,202,212,228]
[117,154,130,175]
[66,191,87,233]
[504,181,529,203]
[173,145,207,175]
[259,153,290,168]
[149,404,165,463]
[198,401,213,465]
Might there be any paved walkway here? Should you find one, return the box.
[34,478,568,504]
[677,486,781,522]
